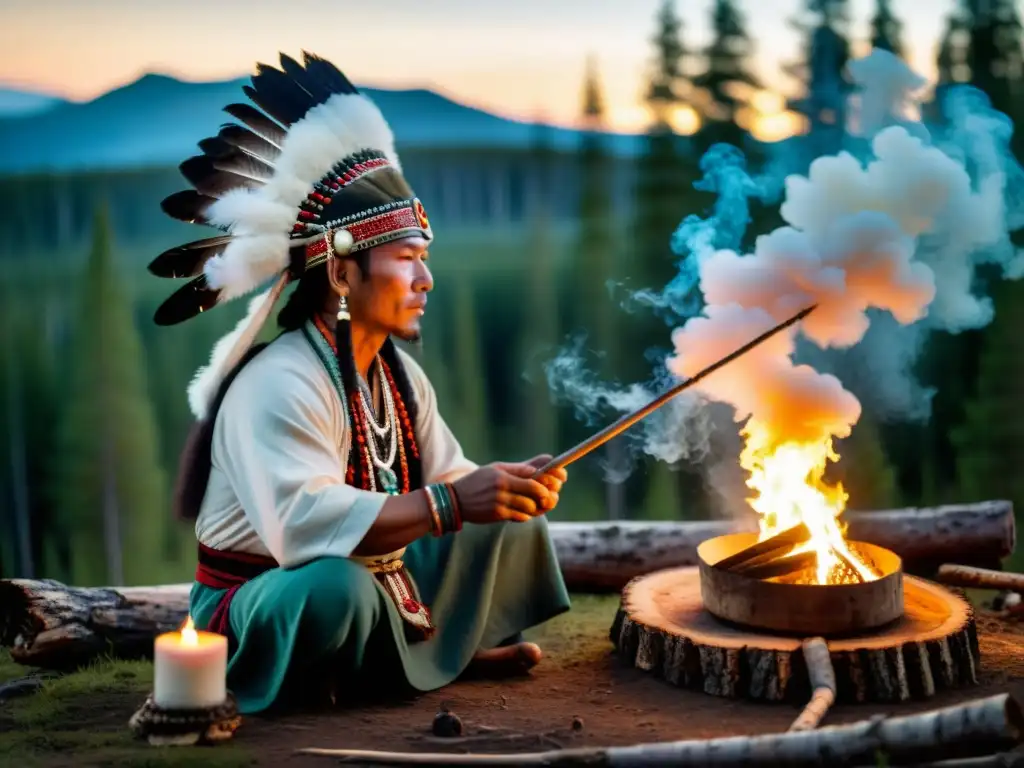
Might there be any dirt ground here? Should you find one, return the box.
[5,592,1024,767]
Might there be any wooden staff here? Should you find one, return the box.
[531,304,817,478]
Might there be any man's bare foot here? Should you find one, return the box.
[461,642,543,680]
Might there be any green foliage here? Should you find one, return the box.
[828,416,900,511]
[952,279,1024,567]
[48,206,172,586]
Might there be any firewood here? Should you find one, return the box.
[736,550,817,580]
[712,523,810,572]
[548,500,1015,591]
[295,693,1024,766]
[937,564,1024,593]
[789,637,835,731]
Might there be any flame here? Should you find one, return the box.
[741,421,877,585]
[180,615,199,646]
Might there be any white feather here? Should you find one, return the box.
[187,272,290,420]
[202,93,400,300]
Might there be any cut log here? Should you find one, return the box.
[788,637,835,732]
[296,693,1023,767]
[548,500,1015,591]
[0,579,189,670]
[937,564,1024,592]
[611,566,979,703]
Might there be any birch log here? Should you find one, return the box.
[296,693,1024,767]
[549,500,1015,591]
[936,564,1024,592]
[789,637,836,732]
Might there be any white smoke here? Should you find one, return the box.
[544,49,1024,491]
[668,49,1019,454]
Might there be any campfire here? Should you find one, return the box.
[696,433,905,637]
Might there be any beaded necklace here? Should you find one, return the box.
[302,316,420,496]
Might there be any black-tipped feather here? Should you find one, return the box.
[148,236,234,279]
[279,53,336,105]
[180,155,265,198]
[245,64,317,127]
[301,51,358,95]
[197,139,276,182]
[153,276,223,326]
[222,103,287,147]
[217,124,281,163]
[161,190,221,227]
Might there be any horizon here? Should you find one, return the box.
[0,0,957,142]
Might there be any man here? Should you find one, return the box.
[148,51,572,714]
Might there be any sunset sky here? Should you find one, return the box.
[0,0,954,140]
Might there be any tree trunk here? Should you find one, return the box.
[549,500,1015,591]
[296,693,1024,766]
[4,308,33,578]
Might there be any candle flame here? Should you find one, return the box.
[180,615,198,646]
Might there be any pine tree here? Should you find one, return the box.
[520,121,561,463]
[869,0,905,58]
[952,279,1024,537]
[574,56,627,519]
[784,0,853,161]
[50,205,171,586]
[691,0,760,150]
[960,0,1024,115]
[631,0,709,520]
[449,271,491,462]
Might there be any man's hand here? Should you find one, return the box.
[451,455,567,525]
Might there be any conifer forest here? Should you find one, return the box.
[3,0,1024,587]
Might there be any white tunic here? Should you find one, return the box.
[195,329,477,568]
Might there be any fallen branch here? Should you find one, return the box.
[937,564,1024,593]
[0,579,188,669]
[549,500,1015,591]
[295,693,1023,766]
[788,637,835,732]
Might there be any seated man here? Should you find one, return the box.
[148,51,571,713]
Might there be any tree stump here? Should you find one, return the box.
[611,566,979,704]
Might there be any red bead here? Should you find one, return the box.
[402,598,420,613]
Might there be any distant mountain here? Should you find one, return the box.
[0,73,645,175]
[0,86,67,118]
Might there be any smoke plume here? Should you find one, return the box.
[544,49,1024,492]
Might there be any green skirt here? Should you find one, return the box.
[190,516,571,714]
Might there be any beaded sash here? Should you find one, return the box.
[302,319,435,641]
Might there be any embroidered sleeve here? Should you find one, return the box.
[396,349,479,484]
[212,353,386,568]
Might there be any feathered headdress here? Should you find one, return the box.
[149,51,432,419]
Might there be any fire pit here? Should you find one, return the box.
[610,555,978,705]
[697,527,904,636]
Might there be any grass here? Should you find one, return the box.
[0,594,620,767]
[0,649,255,768]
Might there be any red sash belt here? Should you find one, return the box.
[195,542,278,639]
[194,543,435,643]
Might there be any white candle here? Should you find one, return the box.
[153,616,227,709]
